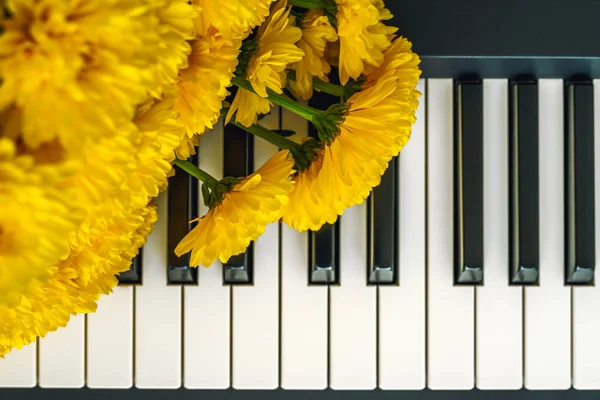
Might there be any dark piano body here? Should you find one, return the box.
[4,0,600,398]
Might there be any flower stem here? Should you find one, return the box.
[233,121,300,151]
[287,71,345,97]
[173,158,219,188]
[232,76,322,122]
[288,0,326,9]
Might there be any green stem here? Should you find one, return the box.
[173,158,219,188]
[232,76,322,122]
[287,71,345,97]
[234,121,301,151]
[288,0,326,9]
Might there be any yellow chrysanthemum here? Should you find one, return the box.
[193,0,274,38]
[283,37,420,231]
[175,28,241,156]
[0,203,157,358]
[289,10,338,100]
[175,150,294,267]
[335,0,397,84]
[0,0,185,151]
[226,0,304,127]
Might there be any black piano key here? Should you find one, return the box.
[117,253,142,285]
[565,80,595,284]
[367,158,398,284]
[454,79,484,285]
[167,153,199,285]
[509,79,539,285]
[309,223,339,284]
[222,123,254,285]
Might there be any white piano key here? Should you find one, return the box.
[87,286,134,388]
[280,108,328,389]
[572,80,600,390]
[0,342,36,387]
[427,78,475,390]
[330,202,376,389]
[135,191,182,389]
[524,79,571,390]
[39,314,85,388]
[476,79,523,389]
[183,121,231,389]
[231,111,280,389]
[378,79,426,390]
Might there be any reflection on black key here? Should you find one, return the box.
[565,80,595,284]
[454,79,484,285]
[118,253,142,285]
[223,123,254,285]
[509,79,539,285]
[367,158,398,284]
[167,153,199,285]
[309,223,339,284]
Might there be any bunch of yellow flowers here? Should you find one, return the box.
[0,0,421,357]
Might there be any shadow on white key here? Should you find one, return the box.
[231,111,280,389]
[135,192,182,389]
[572,80,600,389]
[39,314,85,388]
[87,286,133,388]
[378,79,426,390]
[280,108,328,389]
[427,79,474,390]
[0,342,36,387]
[330,202,376,389]
[524,79,571,390]
[184,121,230,389]
[475,79,523,389]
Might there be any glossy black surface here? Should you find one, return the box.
[167,154,199,285]
[117,254,142,285]
[367,158,398,284]
[453,80,484,285]
[509,80,539,285]
[222,123,254,284]
[565,81,596,284]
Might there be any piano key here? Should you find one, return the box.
[222,123,254,284]
[524,79,571,389]
[454,79,484,284]
[231,108,280,389]
[117,253,142,284]
[378,79,426,390]
[0,342,36,387]
[309,224,339,284]
[509,79,540,284]
[367,157,397,285]
[475,79,523,389]
[329,202,376,389]
[86,286,133,388]
[427,79,474,389]
[135,191,182,389]
[280,107,328,389]
[565,80,595,284]
[39,314,85,388]
[183,121,230,389]
[167,154,199,285]
[573,79,600,389]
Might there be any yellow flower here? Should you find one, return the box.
[289,10,338,100]
[193,0,274,38]
[283,37,421,231]
[0,203,158,358]
[175,28,241,155]
[226,0,304,127]
[335,0,397,84]
[175,150,294,267]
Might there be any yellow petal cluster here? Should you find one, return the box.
[175,150,295,267]
[289,10,338,100]
[226,0,304,127]
[193,0,274,38]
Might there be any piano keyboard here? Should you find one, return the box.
[1,77,598,391]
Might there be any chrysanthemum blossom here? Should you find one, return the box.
[289,10,338,100]
[226,0,304,127]
[175,150,295,267]
[335,0,397,84]
[193,0,274,38]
